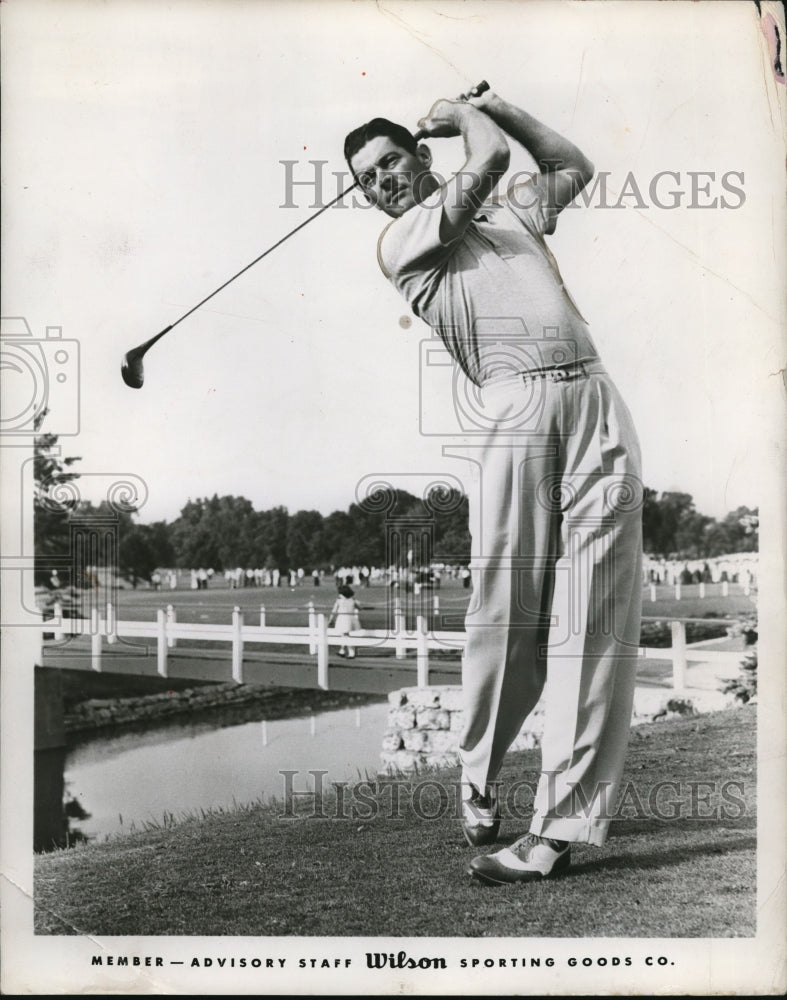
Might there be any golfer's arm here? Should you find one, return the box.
[482,95,593,219]
[438,105,511,243]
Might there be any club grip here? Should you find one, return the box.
[413,80,490,141]
[468,80,490,98]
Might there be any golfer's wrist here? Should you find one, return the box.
[476,92,511,125]
[456,101,486,125]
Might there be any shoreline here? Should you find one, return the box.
[63,681,387,739]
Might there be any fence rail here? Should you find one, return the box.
[41,600,745,692]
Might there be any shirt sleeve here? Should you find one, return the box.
[496,173,551,237]
[377,190,457,281]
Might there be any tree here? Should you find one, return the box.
[168,498,220,569]
[641,491,759,559]
[286,510,324,569]
[168,495,259,569]
[674,509,712,560]
[322,510,352,566]
[427,486,471,562]
[641,487,663,555]
[73,500,155,587]
[118,521,175,587]
[116,522,157,588]
[33,417,81,586]
[258,506,290,571]
[719,506,758,553]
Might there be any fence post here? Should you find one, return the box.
[394,597,406,659]
[74,600,87,636]
[416,615,429,688]
[308,600,316,655]
[157,608,168,677]
[670,620,687,690]
[87,605,101,671]
[91,621,102,672]
[316,613,329,690]
[106,601,116,644]
[259,604,266,627]
[232,607,244,683]
[167,604,177,648]
[53,600,64,641]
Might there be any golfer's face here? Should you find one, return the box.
[351,136,433,218]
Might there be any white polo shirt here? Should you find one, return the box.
[377,175,600,387]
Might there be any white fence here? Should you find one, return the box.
[647,580,752,601]
[41,599,746,693]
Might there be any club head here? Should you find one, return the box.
[121,351,144,389]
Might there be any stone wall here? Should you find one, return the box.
[63,683,377,734]
[379,684,737,774]
[64,682,273,732]
[379,686,544,775]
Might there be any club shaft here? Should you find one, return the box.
[161,81,485,333]
[126,79,488,369]
[165,180,361,336]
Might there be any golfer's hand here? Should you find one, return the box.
[455,85,500,115]
[417,99,467,138]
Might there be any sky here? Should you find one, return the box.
[2,0,785,527]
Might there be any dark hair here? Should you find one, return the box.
[339,585,355,598]
[344,118,418,176]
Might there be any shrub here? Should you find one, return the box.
[723,647,758,703]
[722,614,758,703]
[639,619,729,648]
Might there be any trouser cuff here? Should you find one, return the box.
[529,815,609,847]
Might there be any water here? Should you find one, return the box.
[63,701,391,842]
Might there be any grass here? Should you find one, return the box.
[110,579,756,631]
[34,705,756,938]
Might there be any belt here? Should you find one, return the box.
[483,359,606,388]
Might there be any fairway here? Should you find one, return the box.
[114,578,472,632]
[112,579,755,632]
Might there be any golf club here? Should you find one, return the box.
[121,81,489,388]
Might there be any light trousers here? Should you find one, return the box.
[455,365,643,846]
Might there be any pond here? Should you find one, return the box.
[61,700,392,843]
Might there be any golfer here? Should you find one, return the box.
[344,85,643,884]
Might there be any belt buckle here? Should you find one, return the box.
[550,368,569,382]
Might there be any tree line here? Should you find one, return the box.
[34,428,758,587]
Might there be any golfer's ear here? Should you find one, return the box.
[416,144,432,168]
